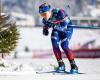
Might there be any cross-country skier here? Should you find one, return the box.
[39,3,78,74]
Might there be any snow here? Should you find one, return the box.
[91,8,100,17]
[0,59,36,75]
[0,27,100,80]
[16,27,52,50]
[0,58,100,80]
[11,12,35,26]
[16,27,100,51]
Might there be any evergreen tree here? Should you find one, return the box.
[0,13,19,56]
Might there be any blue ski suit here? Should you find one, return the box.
[42,8,74,61]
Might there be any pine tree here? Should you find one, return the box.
[0,13,19,56]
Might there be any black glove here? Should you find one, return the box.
[43,29,49,36]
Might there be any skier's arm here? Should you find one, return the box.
[42,19,50,36]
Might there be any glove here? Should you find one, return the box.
[43,29,49,36]
[43,18,53,28]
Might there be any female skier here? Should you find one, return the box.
[39,3,78,74]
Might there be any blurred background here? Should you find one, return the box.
[0,0,100,59]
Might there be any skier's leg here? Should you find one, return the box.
[61,30,78,73]
[51,30,62,61]
[51,30,65,71]
[61,38,74,61]
[61,40,78,73]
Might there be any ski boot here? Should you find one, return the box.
[70,60,78,74]
[55,60,65,72]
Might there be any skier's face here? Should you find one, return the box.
[40,11,51,20]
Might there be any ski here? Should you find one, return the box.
[48,63,85,75]
[36,70,85,75]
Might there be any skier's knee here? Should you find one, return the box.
[51,40,59,50]
[61,42,68,50]
[53,44,59,50]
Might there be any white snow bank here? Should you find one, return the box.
[0,59,36,75]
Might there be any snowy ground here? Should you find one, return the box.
[0,27,100,80]
[0,58,100,80]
